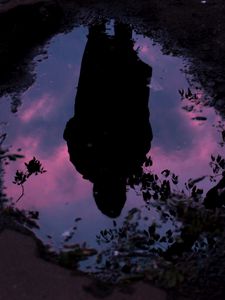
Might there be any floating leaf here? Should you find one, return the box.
[145,156,153,167]
[74,217,82,222]
[178,89,184,97]
[161,169,170,177]
[192,116,207,121]
[222,130,225,142]
[187,176,206,187]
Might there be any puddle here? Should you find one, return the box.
[0,21,224,274]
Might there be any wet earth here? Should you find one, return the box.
[1,1,225,299]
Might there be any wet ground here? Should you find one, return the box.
[0,229,167,300]
[1,1,225,299]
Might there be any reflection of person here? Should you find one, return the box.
[64,22,153,218]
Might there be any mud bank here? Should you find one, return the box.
[0,229,167,300]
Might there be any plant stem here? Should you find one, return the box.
[16,184,24,203]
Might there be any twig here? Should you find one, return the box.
[16,184,25,203]
[0,133,6,145]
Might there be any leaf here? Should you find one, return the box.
[145,156,153,167]
[154,234,160,241]
[13,170,27,185]
[143,230,149,237]
[178,89,184,97]
[166,229,173,237]
[128,208,139,217]
[219,159,225,169]
[159,236,167,243]
[149,239,155,245]
[148,223,156,235]
[153,192,159,200]
[222,130,225,142]
[74,217,82,222]
[168,237,174,243]
[187,88,192,98]
[196,188,203,195]
[25,157,46,175]
[192,116,207,121]
[28,211,39,219]
[8,155,17,161]
[187,176,206,187]
[143,190,151,201]
[216,155,222,163]
[172,174,179,185]
[161,169,170,177]
[0,133,6,145]
[182,105,194,112]
[187,178,194,189]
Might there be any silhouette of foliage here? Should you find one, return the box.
[25,157,46,176]
[39,239,97,270]
[178,87,208,121]
[2,205,40,229]
[93,154,225,296]
[0,133,24,163]
[213,119,225,147]
[13,157,46,203]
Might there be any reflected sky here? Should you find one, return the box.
[0,24,224,255]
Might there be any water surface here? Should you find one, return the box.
[0,22,224,270]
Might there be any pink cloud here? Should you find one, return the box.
[149,112,219,190]
[20,94,55,123]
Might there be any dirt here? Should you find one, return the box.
[0,229,167,300]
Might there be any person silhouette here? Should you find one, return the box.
[64,22,153,218]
